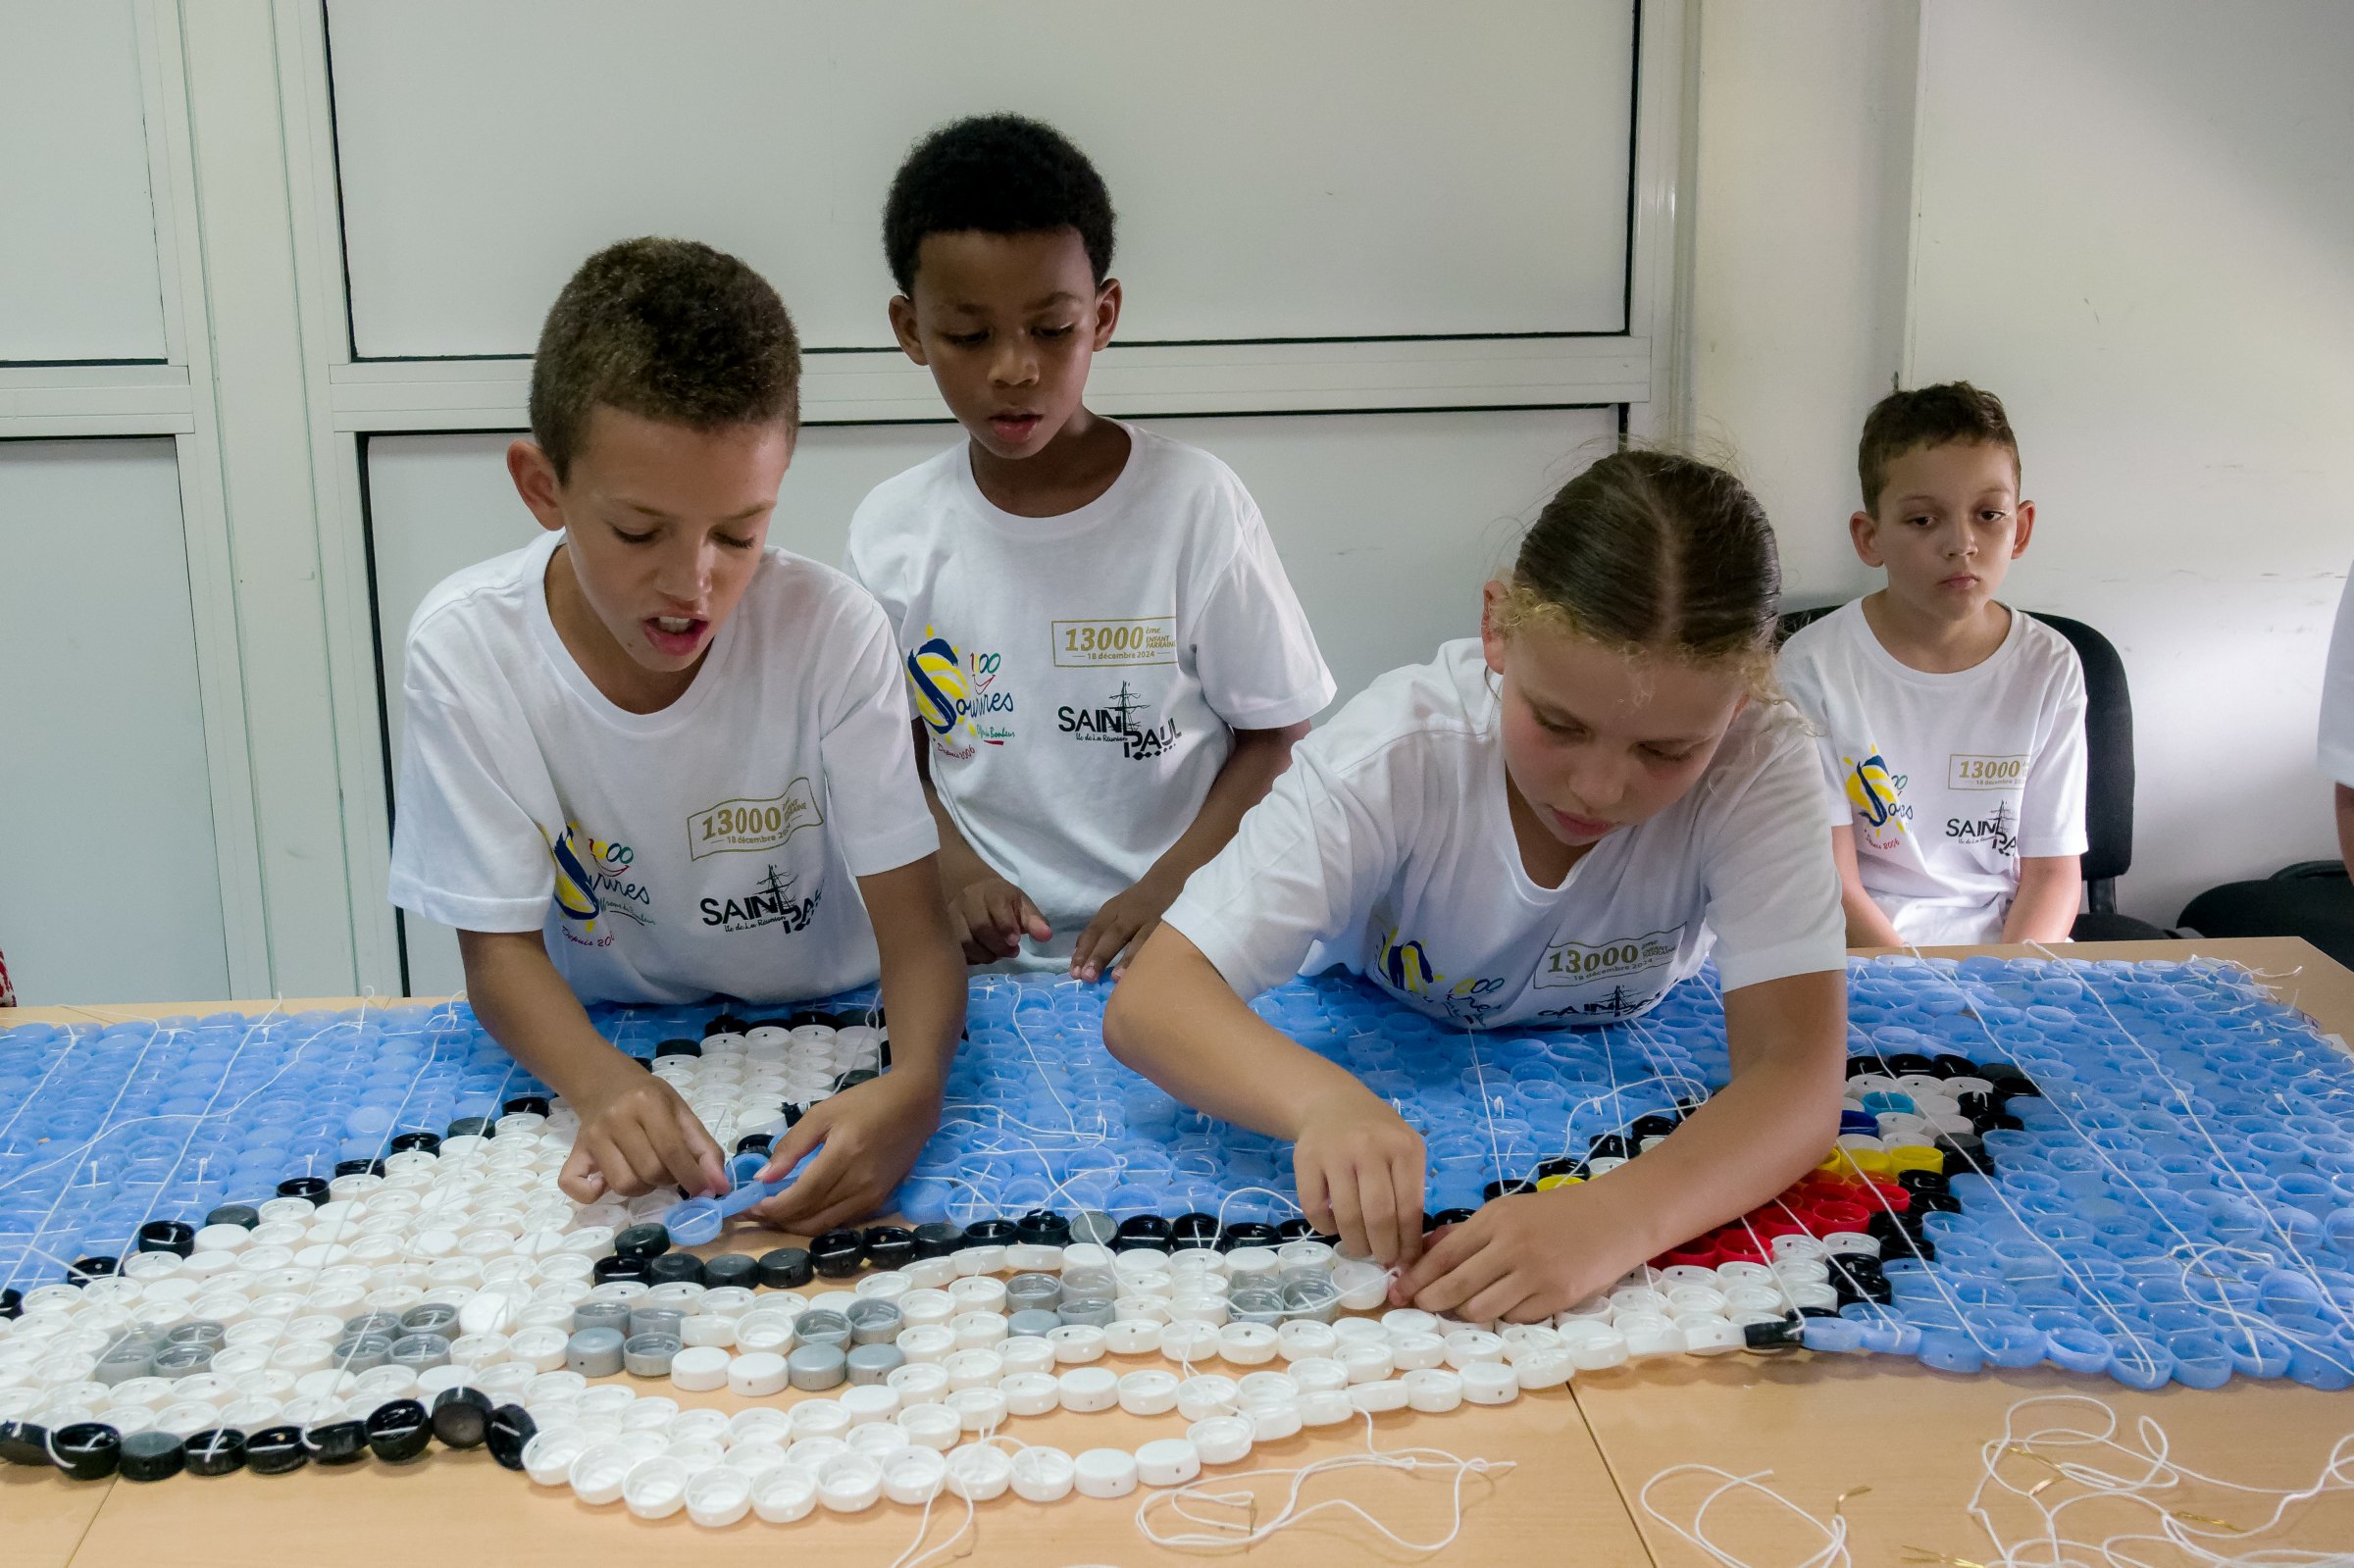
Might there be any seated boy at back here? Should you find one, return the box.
[388,238,965,1231]
[847,116,1336,979]
[1781,381,2087,947]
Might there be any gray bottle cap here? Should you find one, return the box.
[565,1327,625,1379]
[1227,1290,1286,1326]
[1068,1211,1119,1246]
[1279,1264,1334,1293]
[163,1320,229,1350]
[330,1334,394,1373]
[621,1333,682,1379]
[786,1343,846,1391]
[1055,1297,1116,1329]
[341,1312,407,1341]
[151,1340,216,1376]
[793,1309,852,1348]
[845,1300,902,1345]
[1006,1309,1062,1340]
[628,1307,685,1341]
[1280,1279,1341,1324]
[399,1303,462,1338]
[844,1343,903,1385]
[573,1300,633,1337]
[1058,1267,1117,1299]
[1004,1273,1062,1313]
[388,1333,452,1370]
[94,1342,157,1385]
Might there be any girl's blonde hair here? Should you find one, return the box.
[1491,448,1782,695]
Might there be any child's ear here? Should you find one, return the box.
[1479,580,1511,676]
[1849,509,1885,568]
[507,439,567,534]
[887,295,928,366]
[1091,278,1122,351]
[2010,499,2036,557]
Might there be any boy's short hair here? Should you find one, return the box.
[529,237,801,481]
[883,114,1116,294]
[1858,380,2020,514]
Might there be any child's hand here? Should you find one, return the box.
[1395,1180,1653,1324]
[947,873,1052,964]
[1071,874,1180,983]
[749,1069,946,1235]
[1292,1087,1427,1268]
[558,1058,727,1202]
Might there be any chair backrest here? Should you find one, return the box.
[1773,604,2136,902]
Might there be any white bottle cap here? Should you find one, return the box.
[840,1383,901,1426]
[1056,1365,1118,1413]
[1134,1436,1203,1488]
[567,1440,638,1505]
[727,1350,789,1397]
[1010,1442,1076,1503]
[621,1454,690,1519]
[1348,1378,1409,1414]
[1047,1325,1106,1364]
[1215,1322,1280,1365]
[1459,1360,1519,1404]
[816,1452,884,1513]
[523,1428,588,1487]
[894,1324,955,1365]
[943,1347,1004,1391]
[667,1344,730,1392]
[1389,1331,1448,1371]
[945,1386,1008,1434]
[1103,1318,1164,1355]
[1115,1369,1179,1416]
[1403,1368,1462,1413]
[1073,1445,1139,1499]
[1157,1322,1219,1365]
[682,1464,751,1527]
[1330,1260,1390,1311]
[946,1442,1013,1501]
[749,1462,819,1523]
[998,1371,1060,1417]
[1187,1414,1254,1466]
[881,1446,947,1506]
[896,1401,961,1450]
[1297,1388,1355,1426]
[998,1335,1056,1377]
[1340,1341,1395,1384]
[885,1362,950,1406]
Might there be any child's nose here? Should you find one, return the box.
[990,344,1038,386]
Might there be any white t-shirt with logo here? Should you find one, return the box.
[845,424,1335,963]
[2319,566,2354,787]
[1159,638,1845,1028]
[387,531,939,1004]
[1779,599,2088,945]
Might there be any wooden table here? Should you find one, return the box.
[7,938,2351,1564]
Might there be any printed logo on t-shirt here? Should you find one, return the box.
[699,862,825,936]
[906,625,1015,760]
[1530,928,1682,1018]
[1371,925,1506,1027]
[1051,617,1178,669]
[1948,754,2027,791]
[1946,799,2021,859]
[1057,680,1182,762]
[1842,748,1912,851]
[687,779,823,861]
[546,823,652,944]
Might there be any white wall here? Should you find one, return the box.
[1692,0,2354,928]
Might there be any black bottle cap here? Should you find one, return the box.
[703,1253,759,1290]
[1534,1156,1580,1181]
[1273,1217,1320,1243]
[276,1175,332,1206]
[431,1387,493,1450]
[203,1202,263,1230]
[877,1038,893,1071]
[613,1223,672,1259]
[1742,1315,1807,1351]
[1067,1211,1118,1246]
[735,1132,775,1157]
[1168,1213,1221,1249]
[861,1226,915,1271]
[704,1013,748,1037]
[1895,1168,1950,1197]
[1428,1207,1479,1231]
[592,1254,652,1286]
[1111,1215,1172,1252]
[364,1398,432,1463]
[647,1252,706,1288]
[833,1069,879,1092]
[1672,1094,1712,1116]
[444,1115,494,1138]
[1928,1054,1977,1079]
[0,1288,19,1321]
[810,1229,866,1279]
[486,1404,537,1471]
[1587,1134,1633,1161]
[386,1132,441,1156]
[745,1017,793,1033]
[1013,1209,1074,1248]
[1629,1113,1682,1139]
[910,1223,965,1260]
[244,1425,309,1475]
[183,1428,247,1477]
[777,1102,806,1130]
[635,1054,657,1072]
[0,1419,50,1466]
[1885,1051,1938,1076]
[1482,1179,1537,1201]
[756,1247,814,1289]
[1797,1305,1845,1319]
[67,1255,119,1284]
[1218,1221,1280,1252]
[653,1037,702,1059]
[962,1218,1018,1247]
[135,1219,196,1257]
[304,1417,368,1465]
[501,1094,552,1117]
[1913,1190,1964,1215]
[785,1010,832,1031]
[51,1422,123,1481]
[332,1157,385,1179]
[1843,1055,1884,1078]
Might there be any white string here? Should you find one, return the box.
[1637,1464,1857,1568]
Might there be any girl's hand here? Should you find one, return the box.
[1292,1087,1426,1268]
[1395,1179,1659,1323]
[558,1057,727,1202]
[749,1068,946,1235]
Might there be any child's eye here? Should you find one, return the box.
[613,527,656,545]
[715,533,756,551]
[1906,515,1934,528]
[1036,324,1075,339]
[1979,509,2010,524]
[1642,744,1695,764]
[943,330,987,348]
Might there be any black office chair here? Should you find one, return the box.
[1775,605,2170,940]
[2178,859,2354,969]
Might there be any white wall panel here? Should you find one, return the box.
[0,1,167,361]
[0,440,228,1003]
[326,0,1636,356]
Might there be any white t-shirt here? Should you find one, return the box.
[387,531,938,1005]
[2319,566,2354,787]
[845,424,1335,963]
[1160,638,1846,1029]
[1779,599,2088,945]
